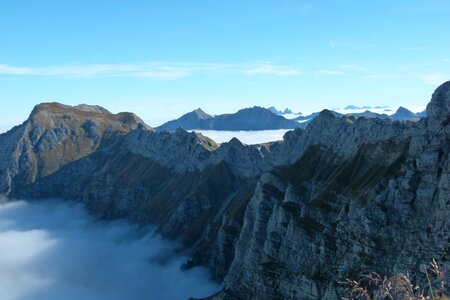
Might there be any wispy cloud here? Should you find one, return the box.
[0,62,302,79]
[245,64,302,76]
[0,63,205,79]
[420,72,449,86]
[317,69,346,76]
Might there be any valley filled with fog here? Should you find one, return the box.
[0,198,220,300]
[190,129,291,144]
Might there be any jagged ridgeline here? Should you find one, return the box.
[1,82,450,299]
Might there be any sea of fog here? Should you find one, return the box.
[0,198,220,300]
[190,129,292,144]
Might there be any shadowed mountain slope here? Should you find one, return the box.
[157,106,301,131]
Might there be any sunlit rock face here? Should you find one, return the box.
[0,103,147,194]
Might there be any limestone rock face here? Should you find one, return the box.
[124,127,267,178]
[213,82,450,299]
[270,110,417,168]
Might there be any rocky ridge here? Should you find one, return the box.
[1,82,450,299]
[214,82,450,299]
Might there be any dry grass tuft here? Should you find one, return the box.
[341,260,449,300]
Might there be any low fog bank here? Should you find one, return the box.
[190,129,291,144]
[0,197,220,300]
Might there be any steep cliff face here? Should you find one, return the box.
[214,82,450,299]
[0,102,146,194]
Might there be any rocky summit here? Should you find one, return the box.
[1,83,450,299]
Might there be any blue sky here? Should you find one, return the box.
[0,0,449,132]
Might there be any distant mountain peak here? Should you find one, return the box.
[155,108,212,131]
[267,106,294,115]
[395,106,413,114]
[267,106,283,114]
[390,106,419,121]
[191,108,212,119]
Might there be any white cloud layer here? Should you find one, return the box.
[0,198,220,300]
[191,129,292,144]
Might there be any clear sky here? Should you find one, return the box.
[0,0,449,132]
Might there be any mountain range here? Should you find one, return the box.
[1,82,449,299]
[294,106,425,127]
[156,105,425,132]
[156,106,302,131]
